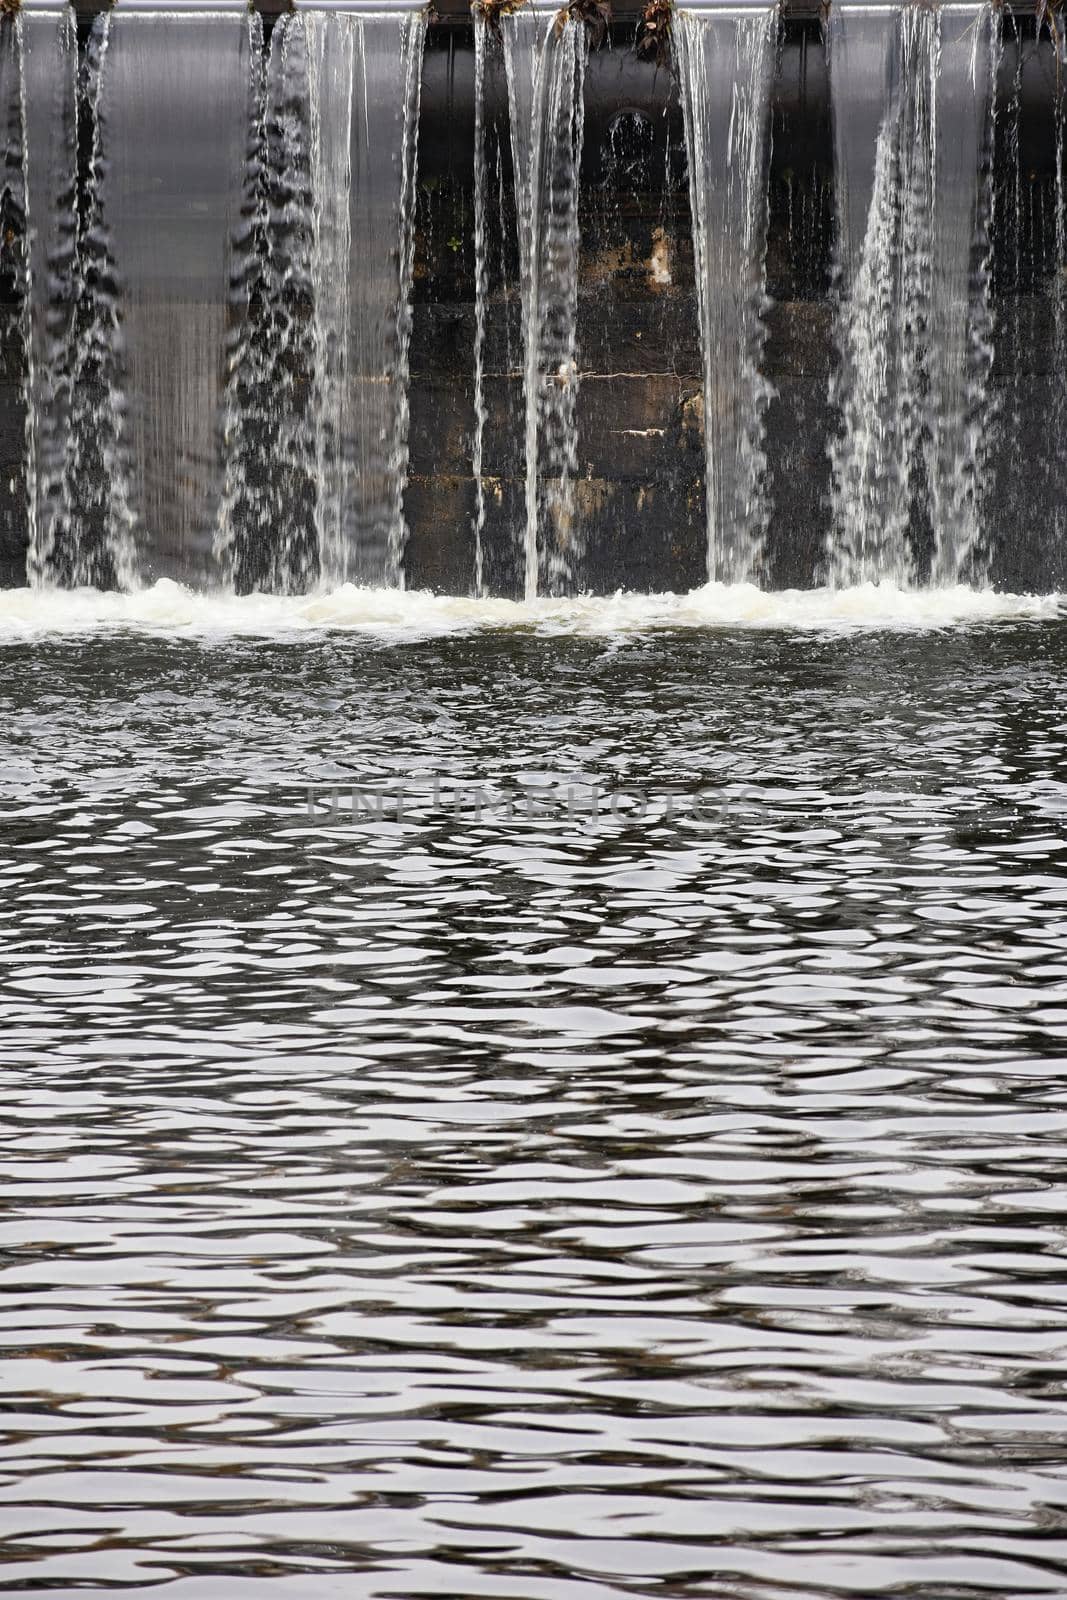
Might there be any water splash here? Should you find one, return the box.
[828,2,1000,587]
[218,8,425,595]
[0,573,1055,643]
[674,3,777,585]
[502,6,589,600]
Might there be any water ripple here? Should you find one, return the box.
[0,619,1065,1597]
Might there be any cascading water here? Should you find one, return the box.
[48,12,136,590]
[12,6,255,591]
[673,2,777,586]
[995,21,1067,591]
[91,8,257,589]
[9,1,1067,603]
[309,6,425,589]
[0,12,30,579]
[3,6,81,588]
[827,1,1000,587]
[472,10,491,598]
[470,8,523,598]
[500,4,588,601]
[218,11,323,594]
[220,5,426,594]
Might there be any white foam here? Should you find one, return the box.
[0,577,1059,642]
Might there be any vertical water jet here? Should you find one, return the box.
[674,0,778,587]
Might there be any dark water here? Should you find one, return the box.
[2,617,1067,1598]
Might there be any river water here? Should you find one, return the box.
[1,588,1066,1598]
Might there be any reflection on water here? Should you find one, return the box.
[1,615,1066,1598]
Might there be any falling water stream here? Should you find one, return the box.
[471,9,522,598]
[994,22,1067,591]
[472,12,491,598]
[98,10,256,588]
[4,8,80,589]
[828,1,1000,586]
[674,2,777,586]
[1,4,115,590]
[217,10,321,593]
[9,6,248,591]
[49,12,137,591]
[501,4,588,600]
[9,3,424,596]
[218,6,426,593]
[305,7,426,589]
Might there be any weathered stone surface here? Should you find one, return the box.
[577,374,693,482]
[403,473,480,595]
[987,377,1067,593]
[764,377,834,590]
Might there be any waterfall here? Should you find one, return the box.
[0,12,29,581]
[88,9,257,589]
[306,7,425,590]
[995,22,1067,591]
[501,5,588,601]
[13,7,255,590]
[220,6,426,594]
[827,2,1000,587]
[472,11,490,598]
[11,4,426,596]
[11,0,1067,602]
[219,10,320,593]
[674,3,777,586]
[471,9,522,598]
[46,13,136,590]
[7,7,80,587]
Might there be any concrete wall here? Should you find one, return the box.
[2,12,1066,593]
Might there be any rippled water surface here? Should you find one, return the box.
[2,607,1067,1598]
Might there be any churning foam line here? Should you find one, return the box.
[0,578,1060,641]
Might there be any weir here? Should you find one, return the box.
[2,0,1067,596]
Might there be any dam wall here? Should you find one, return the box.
[411,11,1067,595]
[2,3,1066,595]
